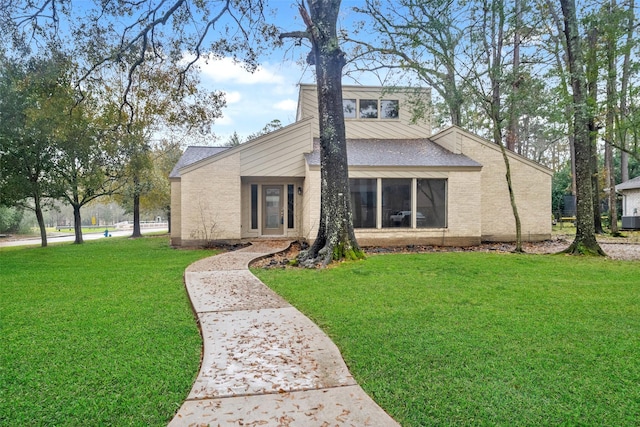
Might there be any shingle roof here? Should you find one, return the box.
[305,138,482,168]
[615,175,640,191]
[169,146,229,178]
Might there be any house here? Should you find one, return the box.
[169,85,552,247]
[616,176,640,229]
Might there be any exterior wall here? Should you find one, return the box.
[304,166,483,246]
[297,85,432,140]
[241,119,313,177]
[354,170,482,246]
[240,178,305,239]
[622,189,640,217]
[179,152,242,245]
[302,164,322,241]
[170,179,182,246]
[433,127,552,242]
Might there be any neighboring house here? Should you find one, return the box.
[170,85,552,247]
[616,176,640,229]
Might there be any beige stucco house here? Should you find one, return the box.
[616,176,640,229]
[170,84,552,247]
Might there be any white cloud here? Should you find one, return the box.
[223,91,242,104]
[187,54,286,85]
[273,99,297,111]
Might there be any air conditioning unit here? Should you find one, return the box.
[621,216,640,230]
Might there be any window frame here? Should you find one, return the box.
[349,177,448,229]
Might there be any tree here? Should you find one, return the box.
[103,53,225,238]
[52,96,124,244]
[0,53,69,246]
[139,140,184,231]
[282,1,364,267]
[352,0,468,127]
[559,0,605,255]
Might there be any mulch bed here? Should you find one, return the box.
[249,237,577,269]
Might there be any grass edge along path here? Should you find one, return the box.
[0,236,213,426]
[253,252,640,426]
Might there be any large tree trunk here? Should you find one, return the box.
[560,0,605,255]
[72,202,84,244]
[295,1,363,267]
[605,0,619,235]
[131,175,142,238]
[33,192,48,248]
[619,0,634,183]
[585,26,603,234]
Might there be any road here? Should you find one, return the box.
[0,227,169,248]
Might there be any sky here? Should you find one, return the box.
[190,1,381,146]
[194,55,311,145]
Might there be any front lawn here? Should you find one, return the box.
[0,237,212,426]
[254,253,640,426]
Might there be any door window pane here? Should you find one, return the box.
[383,179,412,227]
[287,184,294,228]
[250,184,258,229]
[265,188,281,229]
[417,179,447,228]
[349,179,377,228]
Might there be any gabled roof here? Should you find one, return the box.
[169,146,229,178]
[304,138,482,168]
[616,175,640,191]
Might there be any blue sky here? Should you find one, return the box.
[191,1,380,145]
[194,55,310,144]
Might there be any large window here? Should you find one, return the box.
[347,178,447,229]
[383,179,412,227]
[350,179,377,228]
[417,179,447,228]
[343,98,400,120]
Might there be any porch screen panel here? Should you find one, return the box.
[251,184,258,229]
[287,184,294,228]
[382,178,412,228]
[349,179,377,228]
[417,179,447,228]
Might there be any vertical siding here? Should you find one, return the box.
[622,189,640,217]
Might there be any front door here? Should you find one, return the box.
[262,185,283,235]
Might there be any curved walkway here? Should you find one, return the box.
[169,241,399,426]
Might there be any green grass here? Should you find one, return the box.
[0,237,212,426]
[254,253,640,426]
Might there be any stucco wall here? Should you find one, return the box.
[180,152,242,245]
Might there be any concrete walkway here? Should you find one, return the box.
[169,241,399,426]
